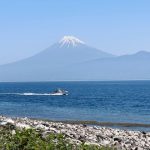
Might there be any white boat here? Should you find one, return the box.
[50,89,68,96]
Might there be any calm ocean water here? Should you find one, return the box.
[0,81,150,130]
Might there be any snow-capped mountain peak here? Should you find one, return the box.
[59,36,85,47]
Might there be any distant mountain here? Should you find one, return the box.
[26,36,114,67]
[58,51,150,81]
[0,36,114,81]
[0,35,150,81]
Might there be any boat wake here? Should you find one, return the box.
[0,89,68,96]
[20,93,53,96]
[0,93,59,96]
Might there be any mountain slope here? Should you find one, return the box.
[1,36,150,81]
[57,51,150,80]
[0,36,114,81]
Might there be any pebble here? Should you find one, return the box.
[0,115,150,150]
[16,123,31,129]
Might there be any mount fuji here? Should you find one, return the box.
[29,35,114,67]
[0,36,114,81]
[0,36,150,81]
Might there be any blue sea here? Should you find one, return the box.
[0,81,150,131]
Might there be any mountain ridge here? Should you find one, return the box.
[1,36,114,67]
[0,36,150,81]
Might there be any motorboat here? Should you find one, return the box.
[50,88,68,96]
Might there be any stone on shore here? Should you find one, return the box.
[0,116,150,150]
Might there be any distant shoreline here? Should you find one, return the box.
[0,80,150,83]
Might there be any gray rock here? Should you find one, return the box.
[0,115,150,150]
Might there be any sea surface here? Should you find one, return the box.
[0,81,150,131]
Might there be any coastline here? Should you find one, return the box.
[2,115,150,130]
[0,115,150,149]
[36,119,150,128]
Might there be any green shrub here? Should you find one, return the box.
[0,125,115,150]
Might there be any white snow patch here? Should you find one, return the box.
[59,35,85,47]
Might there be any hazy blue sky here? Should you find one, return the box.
[0,0,150,64]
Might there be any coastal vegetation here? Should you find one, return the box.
[0,116,149,149]
[0,124,114,150]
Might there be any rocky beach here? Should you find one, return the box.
[0,116,150,150]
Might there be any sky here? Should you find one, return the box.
[0,0,150,65]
